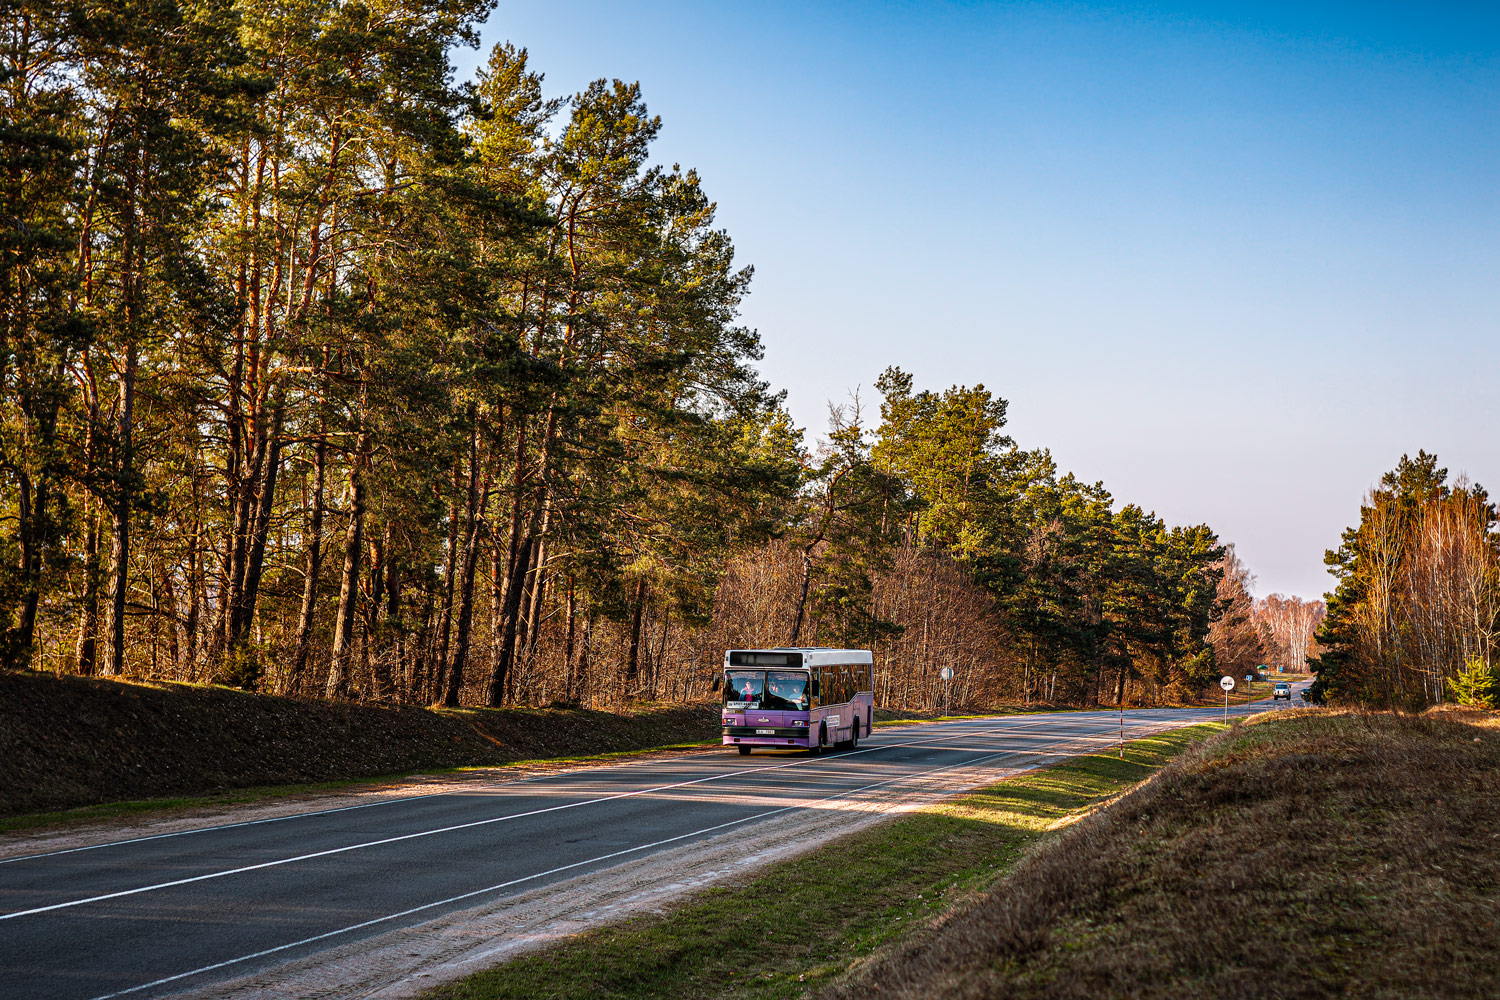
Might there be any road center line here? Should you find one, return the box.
[0,744,736,867]
[83,721,1172,1000]
[0,715,1099,920]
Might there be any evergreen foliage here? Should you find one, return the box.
[1,11,1232,708]
[1446,656,1497,709]
[1311,452,1500,707]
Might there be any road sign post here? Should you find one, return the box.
[939,666,953,713]
[1220,675,1235,724]
[1117,675,1132,758]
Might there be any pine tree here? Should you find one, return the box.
[0,0,88,668]
[1446,656,1496,709]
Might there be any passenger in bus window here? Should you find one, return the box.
[768,676,808,710]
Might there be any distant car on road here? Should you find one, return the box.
[1273,682,1291,700]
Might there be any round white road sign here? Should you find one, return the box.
[940,666,954,681]
[1219,675,1235,691]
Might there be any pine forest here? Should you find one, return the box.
[5,0,1299,710]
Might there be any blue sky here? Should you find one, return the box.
[461,2,1500,600]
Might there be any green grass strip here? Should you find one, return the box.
[424,723,1223,1000]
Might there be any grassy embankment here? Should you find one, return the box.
[421,724,1222,1000]
[0,670,720,830]
[827,708,1500,1000]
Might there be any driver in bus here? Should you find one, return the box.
[739,678,757,705]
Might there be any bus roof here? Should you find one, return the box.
[724,648,873,667]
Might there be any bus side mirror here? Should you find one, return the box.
[712,676,721,692]
[811,678,820,697]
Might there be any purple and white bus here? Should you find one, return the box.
[719,648,874,755]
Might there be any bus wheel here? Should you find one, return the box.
[811,725,826,756]
[848,721,860,750]
[738,745,751,756]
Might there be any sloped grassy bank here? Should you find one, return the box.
[0,671,719,819]
[825,709,1500,1000]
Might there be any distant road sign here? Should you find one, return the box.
[1220,676,1235,691]
[939,666,954,681]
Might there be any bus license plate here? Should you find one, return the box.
[755,728,774,735]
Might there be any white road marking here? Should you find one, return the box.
[0,744,734,867]
[0,713,1171,921]
[81,720,1169,1000]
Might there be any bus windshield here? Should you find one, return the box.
[725,670,763,708]
[724,670,810,711]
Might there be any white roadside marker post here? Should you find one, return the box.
[1220,675,1235,724]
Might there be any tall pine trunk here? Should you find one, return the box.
[485,415,546,707]
[443,421,488,707]
[6,473,38,668]
[486,533,534,706]
[325,434,369,698]
[231,410,283,650]
[434,463,460,691]
[521,499,554,665]
[288,432,328,691]
[563,575,577,702]
[625,578,648,691]
[789,548,814,646]
[182,511,202,677]
[102,341,138,676]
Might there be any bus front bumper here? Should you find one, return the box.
[722,726,813,747]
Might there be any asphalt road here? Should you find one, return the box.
[0,691,1308,1000]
